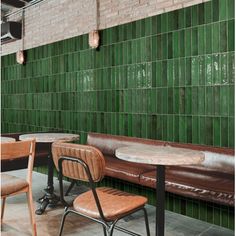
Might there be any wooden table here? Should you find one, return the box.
[1,137,16,143]
[19,133,80,215]
[115,145,204,236]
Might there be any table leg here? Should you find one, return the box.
[156,165,165,236]
[35,154,60,215]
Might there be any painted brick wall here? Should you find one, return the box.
[2,0,209,56]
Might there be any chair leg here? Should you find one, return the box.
[1,197,6,223]
[26,191,37,236]
[59,207,70,236]
[142,208,150,236]
[102,225,107,236]
[108,220,118,236]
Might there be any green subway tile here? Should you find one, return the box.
[161,34,168,60]
[221,209,229,228]
[167,60,174,87]
[228,20,235,51]
[185,87,192,114]
[185,28,192,57]
[191,5,198,27]
[173,88,179,114]
[179,30,185,57]
[213,0,219,22]
[212,23,220,53]
[167,115,174,141]
[220,21,228,52]
[151,15,158,35]
[168,33,173,59]
[213,117,221,147]
[221,117,229,147]
[178,8,186,29]
[220,85,229,116]
[191,87,198,115]
[185,7,192,28]
[144,17,152,36]
[219,0,228,21]
[191,57,199,86]
[168,88,173,114]
[198,86,205,115]
[204,1,212,24]
[205,25,212,54]
[228,0,234,19]
[199,56,205,85]
[179,87,185,114]
[161,13,168,33]
[228,117,234,148]
[220,53,228,84]
[168,10,178,31]
[205,117,213,145]
[198,25,205,55]
[198,3,205,25]
[179,116,187,143]
[229,85,234,116]
[173,31,179,58]
[205,55,212,85]
[178,58,185,86]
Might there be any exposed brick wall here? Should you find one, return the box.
[1,0,209,56]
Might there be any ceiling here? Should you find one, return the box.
[1,0,35,19]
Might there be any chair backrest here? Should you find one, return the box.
[1,139,36,183]
[52,142,105,182]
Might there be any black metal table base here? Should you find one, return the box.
[156,165,165,236]
[35,154,60,215]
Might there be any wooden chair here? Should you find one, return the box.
[1,139,37,236]
[52,142,150,236]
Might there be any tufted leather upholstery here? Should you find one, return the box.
[52,142,105,182]
[73,187,147,221]
[87,132,235,206]
[1,174,28,196]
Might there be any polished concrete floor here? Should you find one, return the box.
[1,170,234,236]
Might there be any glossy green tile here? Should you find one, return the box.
[185,6,192,28]
[221,117,229,147]
[212,23,220,53]
[167,33,173,59]
[198,3,205,25]
[220,21,227,52]
[185,29,192,57]
[219,0,228,21]
[228,0,234,19]
[228,20,234,51]
[228,117,234,147]
[2,0,235,229]
[198,25,205,55]
[191,57,199,86]
[173,31,179,58]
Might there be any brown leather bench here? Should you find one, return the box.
[87,132,234,207]
[1,132,50,172]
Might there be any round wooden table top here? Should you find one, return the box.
[19,133,80,143]
[1,137,16,143]
[115,145,205,166]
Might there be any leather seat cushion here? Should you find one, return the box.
[104,155,156,184]
[73,187,147,221]
[1,174,29,196]
[140,167,234,206]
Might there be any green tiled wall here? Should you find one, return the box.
[1,0,234,229]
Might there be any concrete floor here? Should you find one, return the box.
[1,170,234,236]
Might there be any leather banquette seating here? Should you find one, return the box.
[87,132,234,207]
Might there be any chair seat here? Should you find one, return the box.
[1,174,29,196]
[73,187,147,221]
